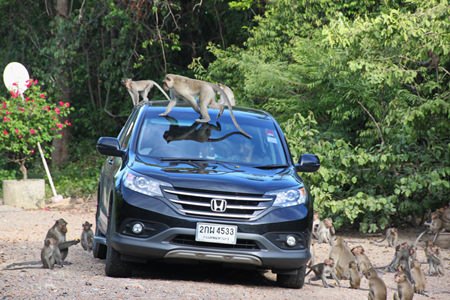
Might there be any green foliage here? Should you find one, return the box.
[0,80,73,179]
[205,0,450,232]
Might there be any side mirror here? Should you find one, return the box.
[295,154,320,172]
[96,137,125,157]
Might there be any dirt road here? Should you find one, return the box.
[0,202,449,299]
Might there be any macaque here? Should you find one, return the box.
[364,268,387,300]
[351,245,373,274]
[163,122,243,143]
[415,206,450,245]
[393,271,414,300]
[317,218,335,245]
[328,237,356,280]
[81,221,94,251]
[410,259,426,295]
[160,74,251,138]
[375,227,398,247]
[348,261,361,289]
[308,240,316,267]
[424,241,444,276]
[306,258,340,288]
[122,78,170,106]
[312,211,320,239]
[383,242,414,282]
[45,218,80,263]
[418,50,440,80]
[41,238,63,269]
[217,83,235,106]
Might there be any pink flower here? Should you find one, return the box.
[15,128,19,134]
[6,111,11,115]
[3,129,8,135]
[64,120,72,126]
[64,102,70,108]
[30,149,35,154]
[39,93,46,99]
[10,90,20,98]
[18,107,25,112]
[43,106,50,111]
[26,79,33,88]
[3,116,11,122]
[56,123,64,129]
[34,79,38,85]
[29,128,36,135]
[2,102,6,109]
[59,101,64,106]
[54,107,61,115]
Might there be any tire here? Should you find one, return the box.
[105,244,133,277]
[92,226,107,259]
[276,266,306,289]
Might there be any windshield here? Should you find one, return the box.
[135,108,288,166]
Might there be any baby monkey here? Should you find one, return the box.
[306,258,340,288]
[81,221,94,251]
[393,271,414,300]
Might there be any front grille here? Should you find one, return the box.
[171,234,260,250]
[163,188,273,220]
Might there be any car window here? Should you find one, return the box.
[135,109,287,166]
[118,109,139,149]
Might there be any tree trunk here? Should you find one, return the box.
[51,0,71,166]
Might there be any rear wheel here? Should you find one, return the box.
[276,266,306,289]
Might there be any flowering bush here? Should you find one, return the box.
[0,79,73,179]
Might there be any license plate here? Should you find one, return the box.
[195,223,237,245]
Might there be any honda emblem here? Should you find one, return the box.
[210,198,227,213]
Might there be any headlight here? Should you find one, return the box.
[123,171,172,197]
[267,187,307,207]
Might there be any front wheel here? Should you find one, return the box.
[276,266,306,289]
[92,225,107,259]
[105,244,133,277]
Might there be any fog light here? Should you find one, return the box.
[286,235,297,247]
[132,223,144,234]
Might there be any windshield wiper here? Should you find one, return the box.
[254,164,289,169]
[160,157,212,162]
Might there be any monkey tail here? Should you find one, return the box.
[4,260,42,270]
[212,84,252,139]
[152,81,172,102]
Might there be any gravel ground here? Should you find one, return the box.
[0,201,449,300]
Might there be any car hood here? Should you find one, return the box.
[128,156,302,194]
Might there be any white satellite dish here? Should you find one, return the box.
[3,62,30,94]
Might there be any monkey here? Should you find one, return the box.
[415,209,448,246]
[41,238,63,269]
[393,271,414,300]
[317,218,335,245]
[122,78,171,106]
[425,242,444,276]
[306,258,340,288]
[81,221,94,251]
[410,259,426,295]
[351,245,373,274]
[45,218,80,263]
[375,227,398,247]
[417,50,440,81]
[308,240,316,267]
[348,261,361,289]
[381,242,414,282]
[160,74,251,138]
[217,83,236,106]
[364,268,387,300]
[328,236,356,280]
[312,211,320,239]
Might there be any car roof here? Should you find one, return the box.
[137,100,272,119]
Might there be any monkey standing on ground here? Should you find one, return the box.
[410,259,426,295]
[122,78,171,106]
[364,268,387,300]
[306,258,340,288]
[375,227,398,247]
[41,238,63,269]
[160,74,251,138]
[317,218,335,245]
[45,218,80,263]
[351,245,373,274]
[81,221,94,252]
[312,211,320,239]
[393,271,414,300]
[328,236,355,280]
[348,261,361,289]
[429,245,445,276]
[381,242,414,282]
